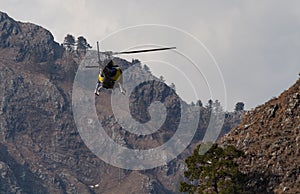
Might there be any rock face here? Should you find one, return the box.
[0,12,63,62]
[0,11,243,193]
[220,78,300,193]
[0,144,48,194]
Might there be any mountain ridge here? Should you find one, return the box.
[220,78,300,193]
[0,11,63,63]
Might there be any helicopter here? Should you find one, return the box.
[85,41,176,96]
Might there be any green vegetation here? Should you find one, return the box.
[170,83,176,91]
[63,34,91,53]
[180,143,245,194]
[234,102,245,112]
[196,100,203,107]
[76,36,92,52]
[63,34,76,52]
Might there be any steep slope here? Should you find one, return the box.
[220,78,300,193]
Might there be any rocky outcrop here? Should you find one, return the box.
[0,144,47,194]
[220,78,300,193]
[0,11,63,62]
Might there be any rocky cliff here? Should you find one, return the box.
[0,12,63,62]
[220,78,300,193]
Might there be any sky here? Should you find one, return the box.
[1,0,299,110]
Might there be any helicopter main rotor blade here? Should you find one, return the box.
[85,46,176,68]
[112,47,176,55]
[85,66,99,68]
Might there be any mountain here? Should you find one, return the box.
[0,11,242,193]
[0,12,63,63]
[220,78,300,193]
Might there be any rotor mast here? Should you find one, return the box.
[97,41,101,64]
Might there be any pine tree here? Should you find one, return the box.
[159,75,165,82]
[180,143,246,194]
[207,99,213,109]
[170,83,176,91]
[234,102,245,112]
[76,36,92,53]
[196,100,203,107]
[63,34,75,51]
